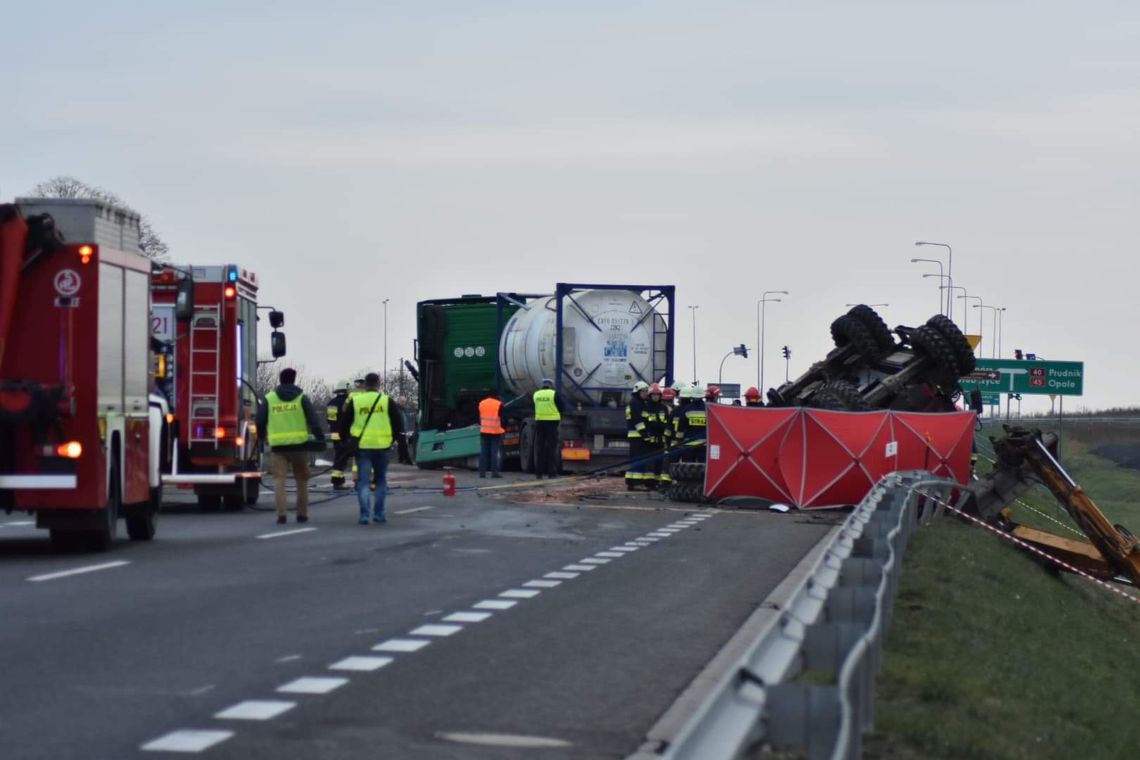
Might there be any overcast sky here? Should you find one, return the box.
[5,1,1136,411]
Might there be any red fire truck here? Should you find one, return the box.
[151,265,285,510]
[1,198,168,550]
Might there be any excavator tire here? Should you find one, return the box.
[810,380,873,411]
[829,314,882,363]
[925,314,977,375]
[909,324,960,384]
[670,481,704,503]
[847,304,896,355]
[669,461,706,482]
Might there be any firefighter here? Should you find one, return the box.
[326,381,353,489]
[644,383,673,488]
[625,381,653,490]
[744,386,764,407]
[257,367,326,524]
[674,385,713,463]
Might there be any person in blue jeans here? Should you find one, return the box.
[338,372,407,525]
[478,389,504,478]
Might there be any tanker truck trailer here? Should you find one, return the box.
[412,283,676,472]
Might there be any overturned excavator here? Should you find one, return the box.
[965,426,1140,587]
[767,304,977,412]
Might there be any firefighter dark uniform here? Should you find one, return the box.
[625,382,653,490]
[326,382,352,489]
[674,387,711,463]
[644,385,672,487]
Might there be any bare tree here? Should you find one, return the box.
[343,366,418,415]
[255,363,332,411]
[28,176,170,261]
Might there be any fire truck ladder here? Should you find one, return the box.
[188,304,222,448]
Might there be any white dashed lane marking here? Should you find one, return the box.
[410,624,464,637]
[608,546,638,552]
[523,579,561,588]
[393,506,436,515]
[474,599,518,610]
[500,589,541,598]
[256,528,317,540]
[215,700,296,721]
[27,561,130,583]
[563,564,596,571]
[373,638,431,653]
[595,551,624,558]
[142,729,234,753]
[330,656,393,672]
[544,571,579,579]
[2,520,34,527]
[277,677,349,695]
[580,558,610,565]
[444,611,493,623]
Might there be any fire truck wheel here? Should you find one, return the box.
[223,493,244,511]
[925,314,977,375]
[87,458,121,551]
[242,476,261,506]
[126,495,158,542]
[829,314,882,363]
[197,494,222,511]
[847,305,896,355]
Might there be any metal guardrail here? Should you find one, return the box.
[660,471,964,760]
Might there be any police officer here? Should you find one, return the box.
[257,367,325,524]
[532,378,562,479]
[326,380,352,489]
[625,381,653,490]
[339,372,407,525]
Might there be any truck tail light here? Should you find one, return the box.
[57,441,83,458]
[78,245,94,264]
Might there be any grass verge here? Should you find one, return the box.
[866,512,1140,759]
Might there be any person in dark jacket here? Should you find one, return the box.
[256,367,325,524]
[531,378,564,478]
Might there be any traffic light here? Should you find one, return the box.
[1014,349,1023,360]
[781,345,790,359]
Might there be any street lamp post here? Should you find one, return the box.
[756,290,788,395]
[382,298,390,390]
[959,294,984,349]
[688,305,699,383]
[915,241,953,316]
[996,306,1007,358]
[911,258,946,315]
[974,304,1001,359]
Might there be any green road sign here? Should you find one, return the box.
[980,391,1001,406]
[962,359,1083,397]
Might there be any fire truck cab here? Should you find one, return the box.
[151,264,285,509]
[1,198,167,550]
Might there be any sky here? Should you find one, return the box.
[4,0,1137,411]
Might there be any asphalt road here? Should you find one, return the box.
[0,465,835,759]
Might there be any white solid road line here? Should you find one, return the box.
[373,638,431,653]
[142,729,234,753]
[215,700,296,721]
[277,677,349,695]
[256,527,317,540]
[330,656,393,672]
[27,560,130,583]
[394,506,436,515]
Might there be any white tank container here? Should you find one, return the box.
[499,289,667,406]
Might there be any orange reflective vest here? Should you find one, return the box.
[479,397,504,434]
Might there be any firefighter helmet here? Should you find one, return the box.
[744,386,761,401]
[633,381,649,393]
[648,383,662,395]
[662,387,677,402]
[705,385,721,401]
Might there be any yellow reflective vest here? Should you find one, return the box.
[266,391,309,446]
[533,388,560,421]
[350,391,393,450]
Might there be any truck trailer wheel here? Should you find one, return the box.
[925,314,976,375]
[811,380,872,411]
[909,324,961,383]
[846,304,896,355]
[519,422,536,474]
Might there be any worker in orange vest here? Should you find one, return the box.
[478,389,505,478]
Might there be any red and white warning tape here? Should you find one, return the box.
[917,490,1140,607]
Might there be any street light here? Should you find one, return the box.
[996,306,1007,358]
[382,298,390,390]
[941,285,969,334]
[974,304,1001,359]
[911,258,946,314]
[718,344,749,384]
[756,290,788,395]
[960,294,984,349]
[915,241,953,316]
[688,305,699,383]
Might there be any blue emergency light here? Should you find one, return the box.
[227,267,238,282]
